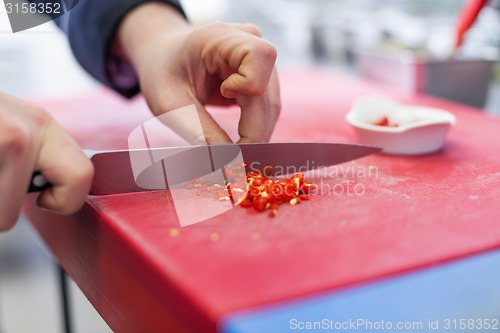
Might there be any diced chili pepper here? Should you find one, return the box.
[239,199,254,208]
[186,167,315,216]
[374,116,398,127]
[238,170,314,215]
[299,194,310,201]
[253,196,269,212]
[374,116,389,126]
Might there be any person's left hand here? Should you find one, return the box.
[0,92,94,231]
[116,3,281,144]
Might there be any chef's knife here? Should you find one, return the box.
[28,143,380,195]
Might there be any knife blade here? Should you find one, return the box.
[28,143,380,195]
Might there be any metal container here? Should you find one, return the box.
[356,51,495,108]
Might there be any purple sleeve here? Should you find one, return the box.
[61,0,185,98]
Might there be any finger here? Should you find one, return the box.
[36,120,94,214]
[0,123,37,230]
[0,163,28,230]
[237,68,281,143]
[227,23,262,37]
[220,36,277,99]
[152,82,233,144]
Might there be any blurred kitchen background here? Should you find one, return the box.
[1,0,499,332]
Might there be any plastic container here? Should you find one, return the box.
[346,96,457,155]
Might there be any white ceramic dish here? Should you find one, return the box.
[345,96,457,155]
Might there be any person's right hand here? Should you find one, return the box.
[0,92,94,231]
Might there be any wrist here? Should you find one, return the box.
[115,2,190,73]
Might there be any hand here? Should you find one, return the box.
[0,92,94,231]
[116,3,281,144]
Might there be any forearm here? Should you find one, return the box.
[116,2,190,75]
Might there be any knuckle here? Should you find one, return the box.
[73,158,95,186]
[244,43,277,96]
[205,21,229,32]
[257,41,278,62]
[29,106,51,126]
[243,23,262,37]
[0,106,51,155]
[50,160,93,215]
[1,122,32,155]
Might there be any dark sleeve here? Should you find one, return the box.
[60,0,186,98]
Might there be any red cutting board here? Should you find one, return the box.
[24,69,500,333]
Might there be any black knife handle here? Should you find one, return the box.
[28,171,52,193]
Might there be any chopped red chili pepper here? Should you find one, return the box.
[184,165,316,217]
[299,194,310,201]
[237,170,315,216]
[374,116,398,127]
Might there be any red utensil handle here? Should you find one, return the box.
[455,0,489,49]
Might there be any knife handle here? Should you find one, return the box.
[28,171,52,193]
